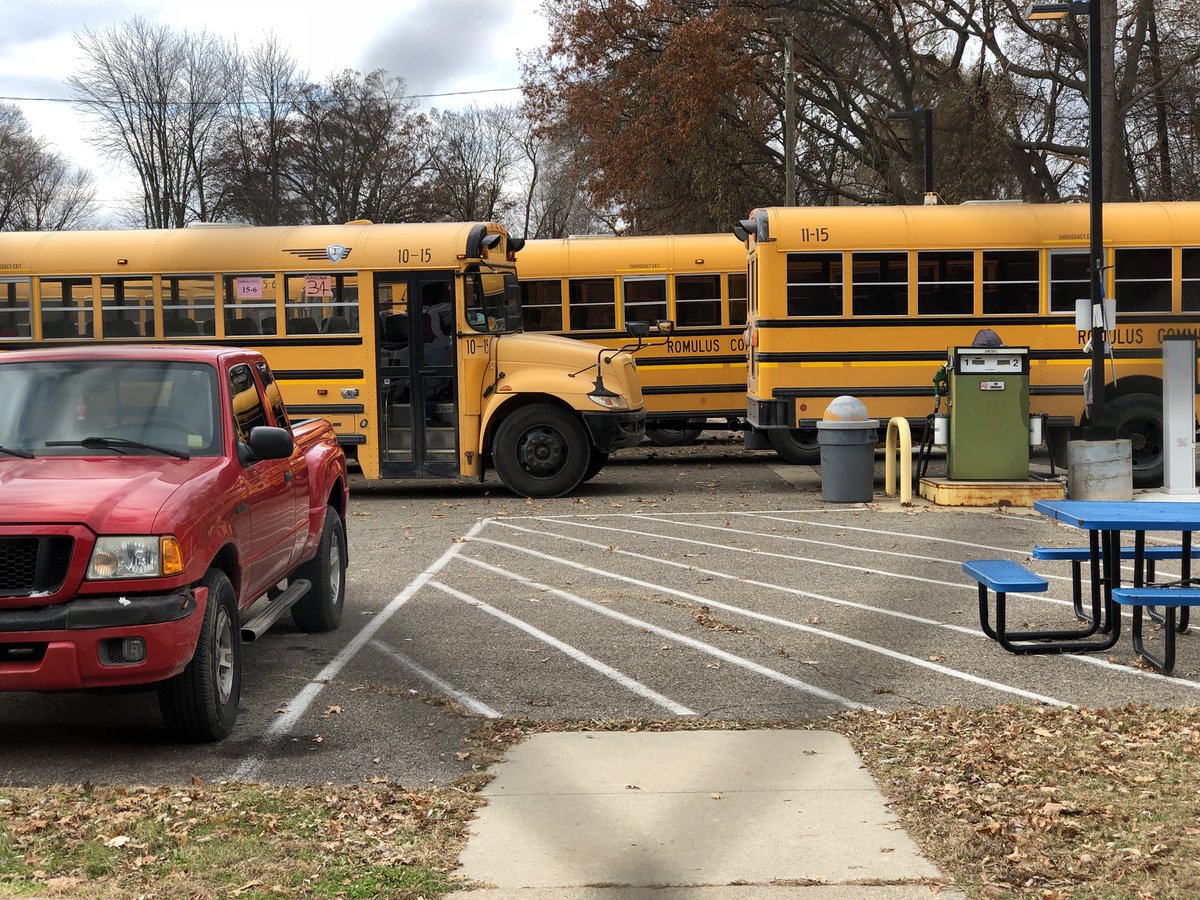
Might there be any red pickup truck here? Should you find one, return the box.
[0,346,349,740]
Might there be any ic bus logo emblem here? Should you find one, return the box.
[326,244,349,263]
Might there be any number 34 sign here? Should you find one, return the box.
[304,274,332,298]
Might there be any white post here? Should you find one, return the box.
[1162,336,1197,495]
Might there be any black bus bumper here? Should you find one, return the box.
[583,409,646,452]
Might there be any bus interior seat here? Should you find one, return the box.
[42,320,79,338]
[286,317,320,334]
[105,318,140,337]
[322,315,352,333]
[164,316,199,336]
[226,317,260,335]
[261,315,277,334]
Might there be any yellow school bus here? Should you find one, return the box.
[740,201,1200,486]
[518,234,747,445]
[0,221,645,497]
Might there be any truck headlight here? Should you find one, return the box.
[87,536,184,579]
[588,392,630,410]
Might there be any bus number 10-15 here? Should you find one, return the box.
[399,248,433,264]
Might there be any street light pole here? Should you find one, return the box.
[1026,1,1107,428]
[765,17,795,206]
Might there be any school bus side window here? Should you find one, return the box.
[674,275,721,327]
[982,250,1039,315]
[917,251,973,316]
[851,252,907,316]
[1184,248,1200,312]
[786,253,842,317]
[520,279,563,331]
[727,273,747,326]
[1115,248,1172,313]
[228,364,268,445]
[568,278,616,330]
[0,278,33,339]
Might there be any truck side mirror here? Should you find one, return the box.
[246,425,294,460]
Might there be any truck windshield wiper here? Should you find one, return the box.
[44,436,191,460]
[0,445,35,459]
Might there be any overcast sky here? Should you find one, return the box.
[0,0,549,223]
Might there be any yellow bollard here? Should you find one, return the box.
[884,417,912,504]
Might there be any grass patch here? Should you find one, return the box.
[0,782,480,899]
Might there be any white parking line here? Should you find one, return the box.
[501,520,1200,691]
[540,516,1067,607]
[469,534,1070,708]
[428,580,694,716]
[371,638,501,719]
[228,520,485,782]
[458,553,868,711]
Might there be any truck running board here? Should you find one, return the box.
[241,579,312,642]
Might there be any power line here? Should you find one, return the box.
[0,85,524,107]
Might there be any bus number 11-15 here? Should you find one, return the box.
[800,227,829,243]
[399,248,433,264]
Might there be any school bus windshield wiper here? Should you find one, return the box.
[0,445,35,459]
[44,436,190,460]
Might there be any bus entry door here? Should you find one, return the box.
[375,272,458,478]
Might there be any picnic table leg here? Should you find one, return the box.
[1102,529,1122,640]
[1131,603,1177,674]
[1078,529,1105,630]
[1150,531,1193,633]
[978,582,999,641]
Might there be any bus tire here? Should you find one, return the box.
[646,426,703,447]
[291,507,347,633]
[493,404,590,498]
[582,450,608,483]
[157,568,241,742]
[1111,392,1164,488]
[767,427,821,465]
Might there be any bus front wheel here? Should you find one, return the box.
[494,405,590,498]
[766,427,821,465]
[1111,392,1164,488]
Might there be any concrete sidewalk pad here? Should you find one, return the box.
[448,730,962,898]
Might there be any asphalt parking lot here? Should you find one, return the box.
[3,436,1199,788]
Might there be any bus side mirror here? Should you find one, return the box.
[626,321,651,338]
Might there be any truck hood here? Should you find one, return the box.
[0,456,220,530]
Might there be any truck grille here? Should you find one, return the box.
[0,537,74,597]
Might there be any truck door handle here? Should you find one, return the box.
[284,470,293,483]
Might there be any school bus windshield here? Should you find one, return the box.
[465,269,520,333]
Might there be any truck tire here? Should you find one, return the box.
[158,568,241,742]
[767,427,821,465]
[1112,392,1164,488]
[291,506,347,633]
[493,404,590,497]
[646,426,703,447]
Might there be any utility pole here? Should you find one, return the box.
[765,17,795,206]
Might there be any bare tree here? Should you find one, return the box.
[282,69,428,224]
[210,35,308,224]
[70,18,238,228]
[423,105,521,222]
[0,103,95,231]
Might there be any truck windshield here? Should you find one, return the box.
[464,269,521,334]
[0,360,222,457]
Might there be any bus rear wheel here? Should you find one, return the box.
[646,426,703,447]
[1112,392,1164,488]
[766,427,821,465]
[494,404,590,498]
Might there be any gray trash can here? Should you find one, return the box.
[817,396,880,502]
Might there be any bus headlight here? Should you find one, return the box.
[588,392,630,410]
[87,536,184,579]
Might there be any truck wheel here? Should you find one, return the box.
[767,427,821,464]
[582,450,608,483]
[1112,392,1164,488]
[158,568,241,742]
[493,405,589,497]
[291,507,347,633]
[646,426,703,447]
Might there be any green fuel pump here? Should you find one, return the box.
[946,345,1030,480]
